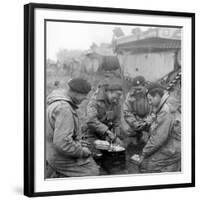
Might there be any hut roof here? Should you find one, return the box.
[115,37,181,54]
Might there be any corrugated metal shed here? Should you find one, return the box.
[115,37,181,54]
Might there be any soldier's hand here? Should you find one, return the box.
[141,131,150,144]
[114,127,121,138]
[106,130,116,142]
[114,137,124,147]
[138,155,144,165]
[145,113,156,124]
[82,147,91,158]
[135,121,146,130]
[131,154,144,165]
[81,140,90,148]
[127,92,136,102]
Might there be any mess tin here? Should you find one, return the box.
[101,146,126,173]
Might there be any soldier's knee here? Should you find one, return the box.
[90,164,100,176]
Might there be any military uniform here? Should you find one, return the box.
[84,78,125,174]
[123,77,153,144]
[46,89,99,178]
[84,88,122,152]
[140,93,181,173]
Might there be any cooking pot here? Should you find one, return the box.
[101,148,126,173]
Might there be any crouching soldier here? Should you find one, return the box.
[46,77,99,178]
[139,83,181,173]
[85,77,123,151]
[123,76,154,145]
[84,77,124,173]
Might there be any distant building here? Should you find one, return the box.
[114,27,181,82]
[82,43,115,73]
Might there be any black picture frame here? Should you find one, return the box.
[24,3,195,197]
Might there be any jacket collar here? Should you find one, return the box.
[47,89,79,110]
[64,95,79,110]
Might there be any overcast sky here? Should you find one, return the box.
[47,21,148,60]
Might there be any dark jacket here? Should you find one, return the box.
[46,89,99,177]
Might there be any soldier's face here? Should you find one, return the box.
[106,90,122,104]
[147,93,161,108]
[77,93,88,104]
[72,92,87,105]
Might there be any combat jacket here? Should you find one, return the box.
[123,87,153,133]
[86,88,121,140]
[46,89,99,177]
[140,93,181,173]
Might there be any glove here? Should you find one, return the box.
[82,147,91,158]
[106,130,116,142]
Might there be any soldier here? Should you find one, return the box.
[139,83,181,173]
[123,76,154,145]
[85,77,123,151]
[46,77,99,178]
[83,77,124,174]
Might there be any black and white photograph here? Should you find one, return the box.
[24,3,195,197]
[45,22,182,178]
